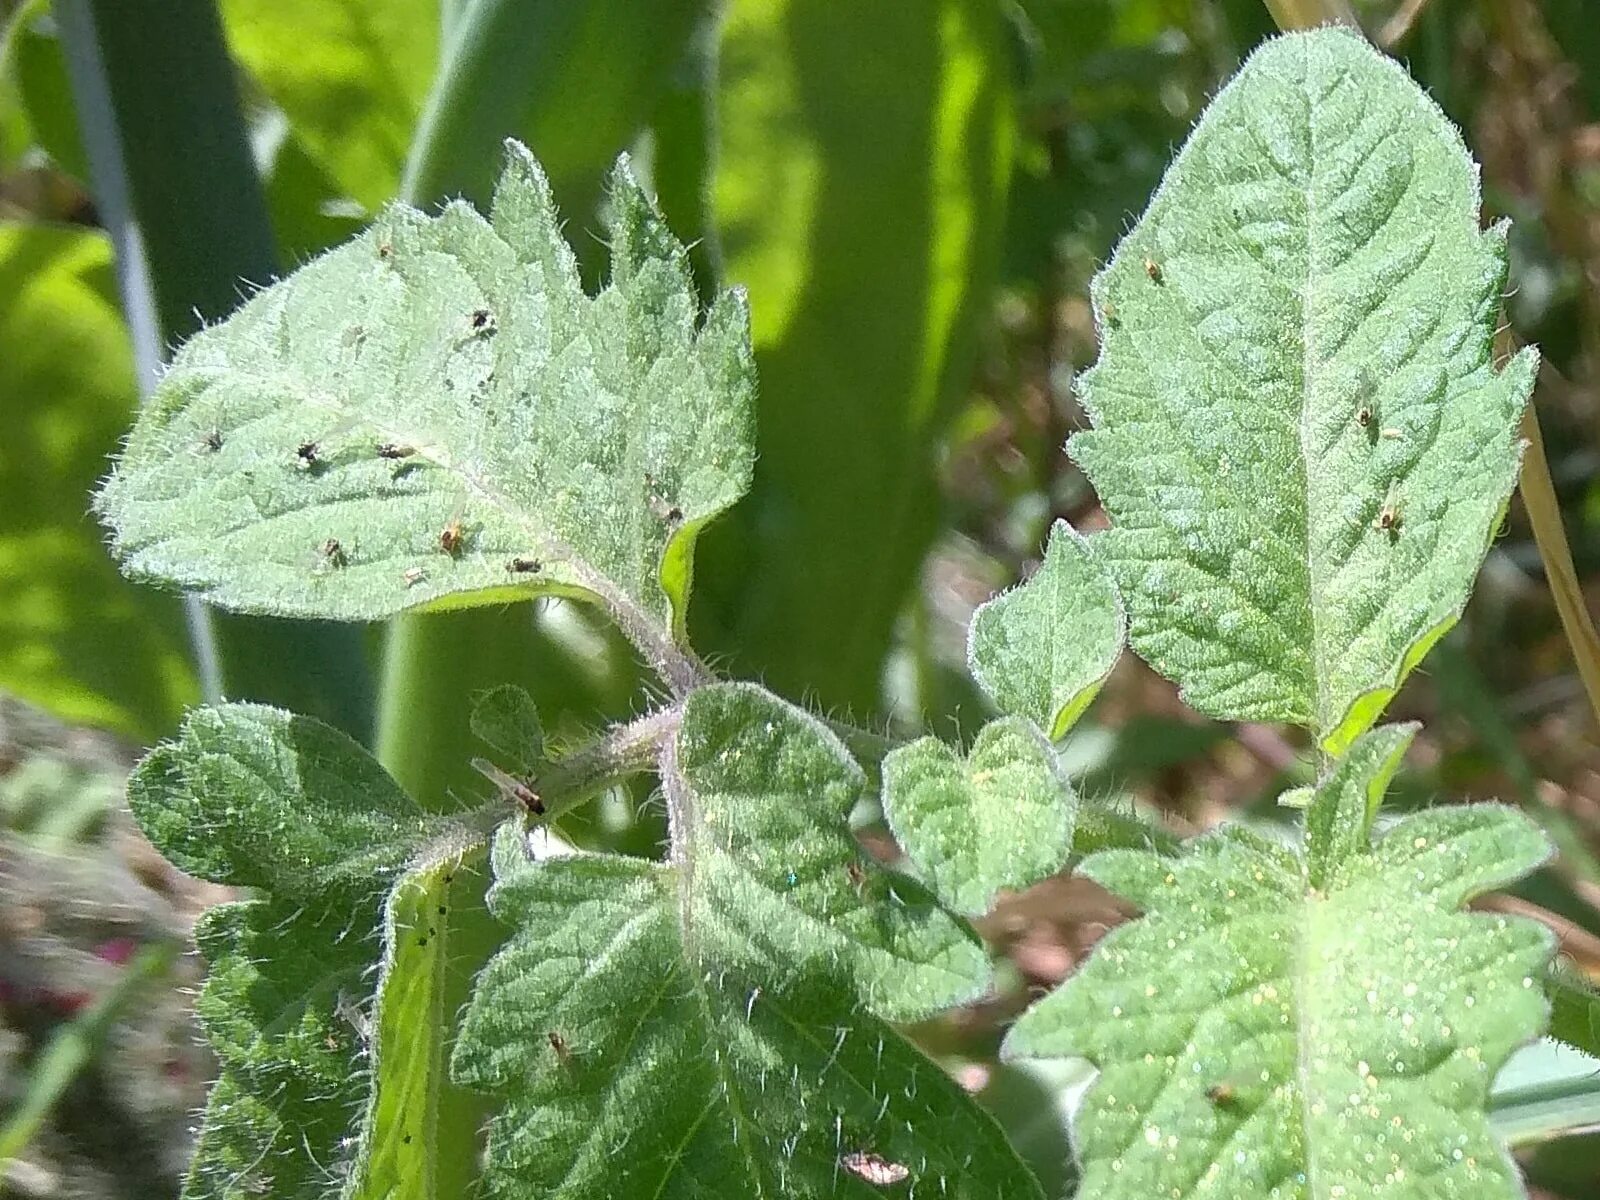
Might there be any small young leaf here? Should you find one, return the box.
[1071,28,1535,751]
[672,682,991,1021]
[96,143,754,642]
[882,717,1075,916]
[129,704,491,1200]
[1305,721,1417,887]
[968,519,1124,739]
[470,683,545,773]
[1004,765,1554,1198]
[454,839,1042,1200]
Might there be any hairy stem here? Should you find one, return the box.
[478,705,683,827]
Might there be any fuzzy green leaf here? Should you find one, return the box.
[968,519,1124,739]
[1070,28,1534,752]
[470,683,545,773]
[1004,752,1554,1199]
[671,682,991,1021]
[882,717,1075,916]
[129,704,492,1199]
[95,143,754,641]
[454,840,1041,1200]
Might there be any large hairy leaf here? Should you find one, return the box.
[454,842,1038,1200]
[96,144,754,640]
[129,705,493,1199]
[1071,28,1534,752]
[1004,726,1554,1200]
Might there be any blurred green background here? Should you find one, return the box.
[4,0,1600,1195]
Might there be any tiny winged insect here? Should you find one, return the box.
[840,1151,910,1186]
[473,757,545,816]
[439,508,468,557]
[1372,480,1403,535]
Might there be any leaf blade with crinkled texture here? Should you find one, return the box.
[453,837,1041,1200]
[1070,28,1534,751]
[95,144,754,640]
[129,704,494,1200]
[968,519,1123,740]
[671,682,991,1022]
[1003,744,1554,1200]
[882,718,1075,916]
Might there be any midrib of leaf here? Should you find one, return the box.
[1298,52,1329,743]
[1294,887,1329,1198]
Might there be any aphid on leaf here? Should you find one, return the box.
[377,442,415,459]
[840,1151,911,1186]
[1354,405,1373,428]
[547,1031,571,1064]
[473,757,545,816]
[402,566,426,588]
[507,556,543,575]
[439,516,466,557]
[1143,256,1163,283]
[1205,1082,1237,1106]
[644,473,684,525]
[319,538,346,568]
[1372,481,1402,535]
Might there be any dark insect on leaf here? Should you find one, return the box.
[472,757,545,815]
[377,442,415,459]
[439,518,465,557]
[296,440,320,467]
[507,557,542,574]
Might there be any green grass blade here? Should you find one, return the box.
[53,0,374,740]
[689,0,1016,710]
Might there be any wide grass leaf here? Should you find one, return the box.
[130,704,493,1199]
[1004,728,1554,1200]
[454,842,1039,1200]
[0,223,196,739]
[883,717,1075,916]
[1071,28,1534,752]
[96,144,754,640]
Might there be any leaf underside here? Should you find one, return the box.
[967,518,1124,740]
[455,842,1041,1200]
[1071,28,1535,750]
[1004,729,1554,1200]
[96,142,754,635]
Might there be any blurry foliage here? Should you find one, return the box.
[3,0,1600,1196]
